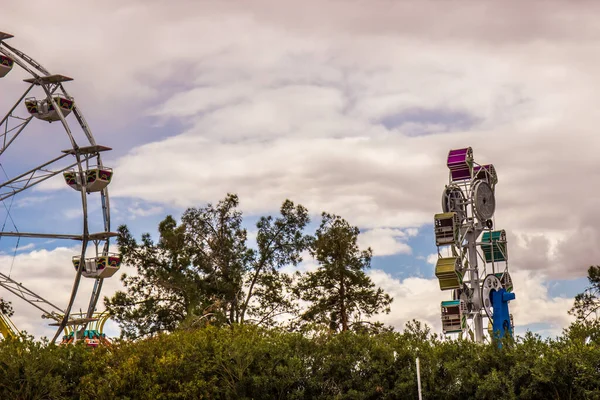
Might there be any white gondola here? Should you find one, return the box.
[24,94,75,122]
[0,55,13,78]
[441,299,467,334]
[72,253,121,279]
[63,166,113,193]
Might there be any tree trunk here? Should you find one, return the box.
[340,268,348,331]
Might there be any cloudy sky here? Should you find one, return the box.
[1,0,597,340]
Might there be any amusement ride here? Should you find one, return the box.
[0,31,119,345]
[434,147,516,343]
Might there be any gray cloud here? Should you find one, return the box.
[2,0,598,338]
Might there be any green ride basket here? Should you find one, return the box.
[480,229,507,263]
[435,257,463,291]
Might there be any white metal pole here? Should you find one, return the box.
[416,357,423,400]
[467,228,484,343]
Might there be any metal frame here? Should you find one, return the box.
[58,311,112,346]
[435,150,514,343]
[0,31,114,343]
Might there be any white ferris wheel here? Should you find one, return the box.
[0,31,120,344]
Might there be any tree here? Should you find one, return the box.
[105,194,311,339]
[240,199,312,326]
[295,213,392,332]
[569,265,600,322]
[0,298,12,317]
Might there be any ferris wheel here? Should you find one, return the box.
[0,31,120,343]
[433,147,516,343]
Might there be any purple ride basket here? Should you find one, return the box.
[447,147,473,182]
[473,164,498,185]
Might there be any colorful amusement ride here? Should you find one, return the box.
[0,31,120,345]
[434,147,516,343]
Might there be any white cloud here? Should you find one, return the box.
[368,268,575,338]
[14,243,35,252]
[62,207,83,220]
[358,228,415,256]
[280,253,319,276]
[83,0,600,282]
[426,254,438,266]
[126,202,164,219]
[0,245,126,339]
[509,270,574,332]
[111,135,437,229]
[14,196,53,209]
[368,269,447,331]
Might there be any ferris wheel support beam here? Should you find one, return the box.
[0,231,119,240]
[39,91,92,343]
[84,187,112,319]
[83,185,112,322]
[86,278,104,318]
[0,271,64,321]
[100,187,111,239]
[59,84,97,147]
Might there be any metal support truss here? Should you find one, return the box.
[0,271,64,321]
[0,84,34,157]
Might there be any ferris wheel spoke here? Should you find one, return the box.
[51,238,89,342]
[0,271,63,320]
[0,46,41,80]
[1,41,50,76]
[0,85,35,157]
[0,153,97,202]
[59,83,96,147]
[0,77,67,158]
[83,188,112,321]
[0,231,119,241]
[86,278,104,318]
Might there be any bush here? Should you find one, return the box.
[0,322,598,399]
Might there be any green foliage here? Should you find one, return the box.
[570,265,600,322]
[295,213,392,332]
[106,194,311,339]
[0,335,90,399]
[0,322,599,399]
[0,297,13,317]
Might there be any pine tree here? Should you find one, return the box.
[295,213,392,332]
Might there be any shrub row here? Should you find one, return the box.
[0,322,598,399]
